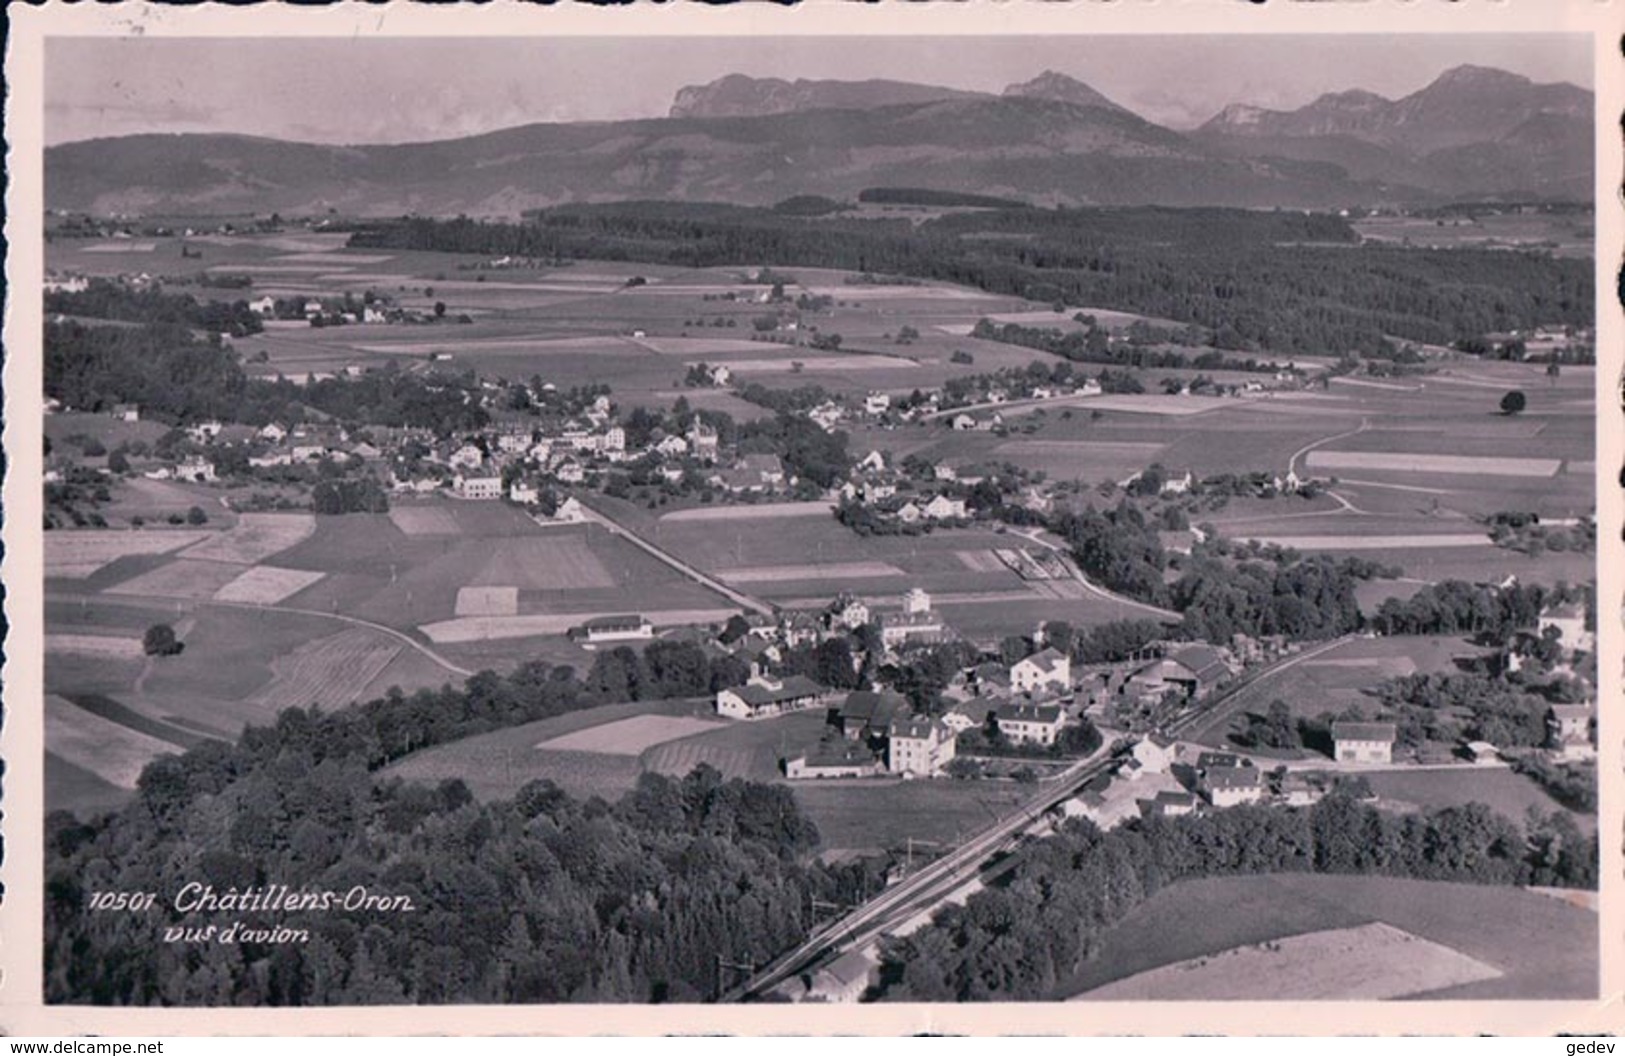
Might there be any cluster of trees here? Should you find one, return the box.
[1056,502,1169,605]
[311,476,390,515]
[1374,672,1556,748]
[1055,501,1394,642]
[1366,580,1556,638]
[874,794,1596,1001]
[736,413,851,491]
[350,207,1591,356]
[47,750,869,1004]
[46,279,265,337]
[1169,553,1377,643]
[46,320,490,435]
[1486,514,1595,556]
[1511,756,1597,813]
[970,319,1289,374]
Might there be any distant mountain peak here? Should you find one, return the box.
[668,74,982,119]
[1428,64,1533,90]
[1002,70,1130,115]
[1311,89,1390,109]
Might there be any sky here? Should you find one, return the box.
[45,34,1593,146]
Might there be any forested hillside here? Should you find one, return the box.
[44,653,868,1005]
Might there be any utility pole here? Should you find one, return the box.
[715,954,754,1001]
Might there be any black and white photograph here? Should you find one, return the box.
[6,2,1619,1031]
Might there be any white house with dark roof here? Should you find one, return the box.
[887,715,956,776]
[568,614,654,646]
[1202,763,1263,808]
[715,673,829,721]
[1547,703,1594,760]
[1330,721,1396,765]
[1011,647,1071,695]
[455,475,502,501]
[994,703,1066,747]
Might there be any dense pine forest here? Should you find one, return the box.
[349,205,1592,356]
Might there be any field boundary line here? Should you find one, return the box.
[578,499,772,616]
[205,599,473,677]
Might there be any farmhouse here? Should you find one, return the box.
[993,703,1066,748]
[568,614,655,646]
[1547,704,1594,759]
[1011,648,1070,696]
[1143,789,1198,818]
[922,495,968,521]
[828,596,871,631]
[1278,771,1328,807]
[1201,763,1264,808]
[784,739,883,780]
[887,715,957,777]
[715,673,829,721]
[1127,734,1177,776]
[830,691,908,741]
[455,475,503,501]
[1330,721,1396,765]
[175,456,217,483]
[1130,645,1228,699]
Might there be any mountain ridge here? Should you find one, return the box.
[46,65,1592,216]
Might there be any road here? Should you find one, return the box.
[578,499,774,616]
[1012,527,1182,622]
[724,747,1115,1002]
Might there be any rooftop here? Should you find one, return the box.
[1330,721,1398,743]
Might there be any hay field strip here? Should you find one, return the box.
[719,562,905,584]
[701,355,917,373]
[103,558,250,599]
[469,536,616,590]
[1077,395,1226,416]
[46,694,183,789]
[273,252,397,265]
[420,608,739,643]
[535,715,725,755]
[456,586,520,617]
[660,502,835,523]
[388,505,461,535]
[244,628,402,713]
[1074,923,1500,1001]
[46,530,212,577]
[180,513,316,564]
[633,336,795,356]
[45,634,145,660]
[352,335,632,354]
[1241,533,1490,551]
[994,440,1165,458]
[956,551,1008,573]
[212,566,326,605]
